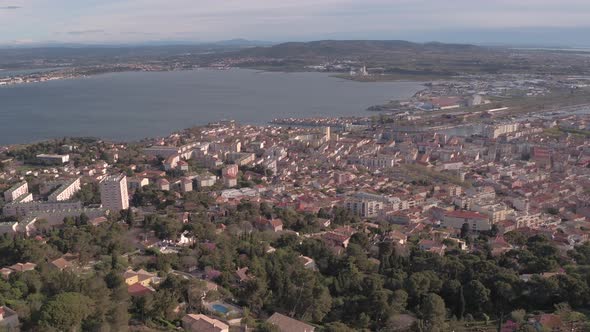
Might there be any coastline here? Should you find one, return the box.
[0,69,422,145]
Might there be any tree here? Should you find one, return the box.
[39,292,94,331]
[465,280,490,314]
[125,208,134,226]
[106,302,130,331]
[79,213,89,225]
[324,321,355,332]
[457,286,465,320]
[510,309,526,323]
[105,270,123,289]
[420,293,446,332]
[391,289,408,313]
[460,222,470,239]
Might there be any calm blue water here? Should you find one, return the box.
[212,304,230,314]
[0,69,421,145]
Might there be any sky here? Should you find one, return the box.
[2,0,590,46]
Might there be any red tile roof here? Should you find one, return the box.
[444,210,488,219]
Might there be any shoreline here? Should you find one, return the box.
[0,63,440,88]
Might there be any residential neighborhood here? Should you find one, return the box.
[0,107,589,331]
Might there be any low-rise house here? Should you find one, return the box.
[267,312,315,332]
[0,268,13,280]
[123,269,158,287]
[383,230,407,245]
[181,178,193,193]
[195,173,217,188]
[127,283,154,297]
[530,313,562,331]
[2,262,37,278]
[316,218,331,228]
[0,306,20,331]
[178,160,189,171]
[50,255,77,271]
[299,256,317,270]
[236,267,252,283]
[489,236,514,256]
[176,231,196,246]
[157,178,170,191]
[182,314,229,332]
[254,217,283,232]
[128,177,149,190]
[322,231,351,252]
[418,239,447,256]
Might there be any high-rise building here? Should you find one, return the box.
[100,174,129,212]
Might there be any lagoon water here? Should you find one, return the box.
[0,69,421,145]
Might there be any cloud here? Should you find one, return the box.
[3,0,590,45]
[67,29,105,35]
[121,31,157,36]
[0,5,20,10]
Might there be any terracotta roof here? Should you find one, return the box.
[269,218,283,228]
[536,314,562,329]
[9,262,36,272]
[51,257,72,270]
[183,314,229,332]
[236,267,251,282]
[444,210,488,219]
[267,312,315,332]
[127,283,153,296]
[322,232,350,244]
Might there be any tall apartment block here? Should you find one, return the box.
[100,174,129,212]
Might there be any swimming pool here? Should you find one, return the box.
[212,304,230,314]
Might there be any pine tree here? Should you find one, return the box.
[457,286,465,320]
[125,208,134,226]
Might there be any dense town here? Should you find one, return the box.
[0,101,589,331]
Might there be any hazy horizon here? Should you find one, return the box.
[2,0,590,47]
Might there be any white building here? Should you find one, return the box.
[36,154,69,164]
[442,210,491,231]
[143,142,199,159]
[348,155,395,169]
[3,181,28,202]
[100,174,129,212]
[195,174,217,188]
[48,177,81,202]
[3,200,82,217]
[483,123,519,139]
[345,192,397,218]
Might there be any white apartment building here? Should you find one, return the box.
[3,181,28,202]
[471,201,514,223]
[483,123,519,139]
[348,155,396,169]
[48,177,81,202]
[442,210,491,231]
[100,174,129,212]
[143,142,200,159]
[345,192,397,218]
[3,200,82,217]
[36,154,70,164]
[195,174,217,188]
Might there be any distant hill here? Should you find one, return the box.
[230,40,487,59]
[212,39,274,47]
[1,39,583,78]
[217,39,521,77]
